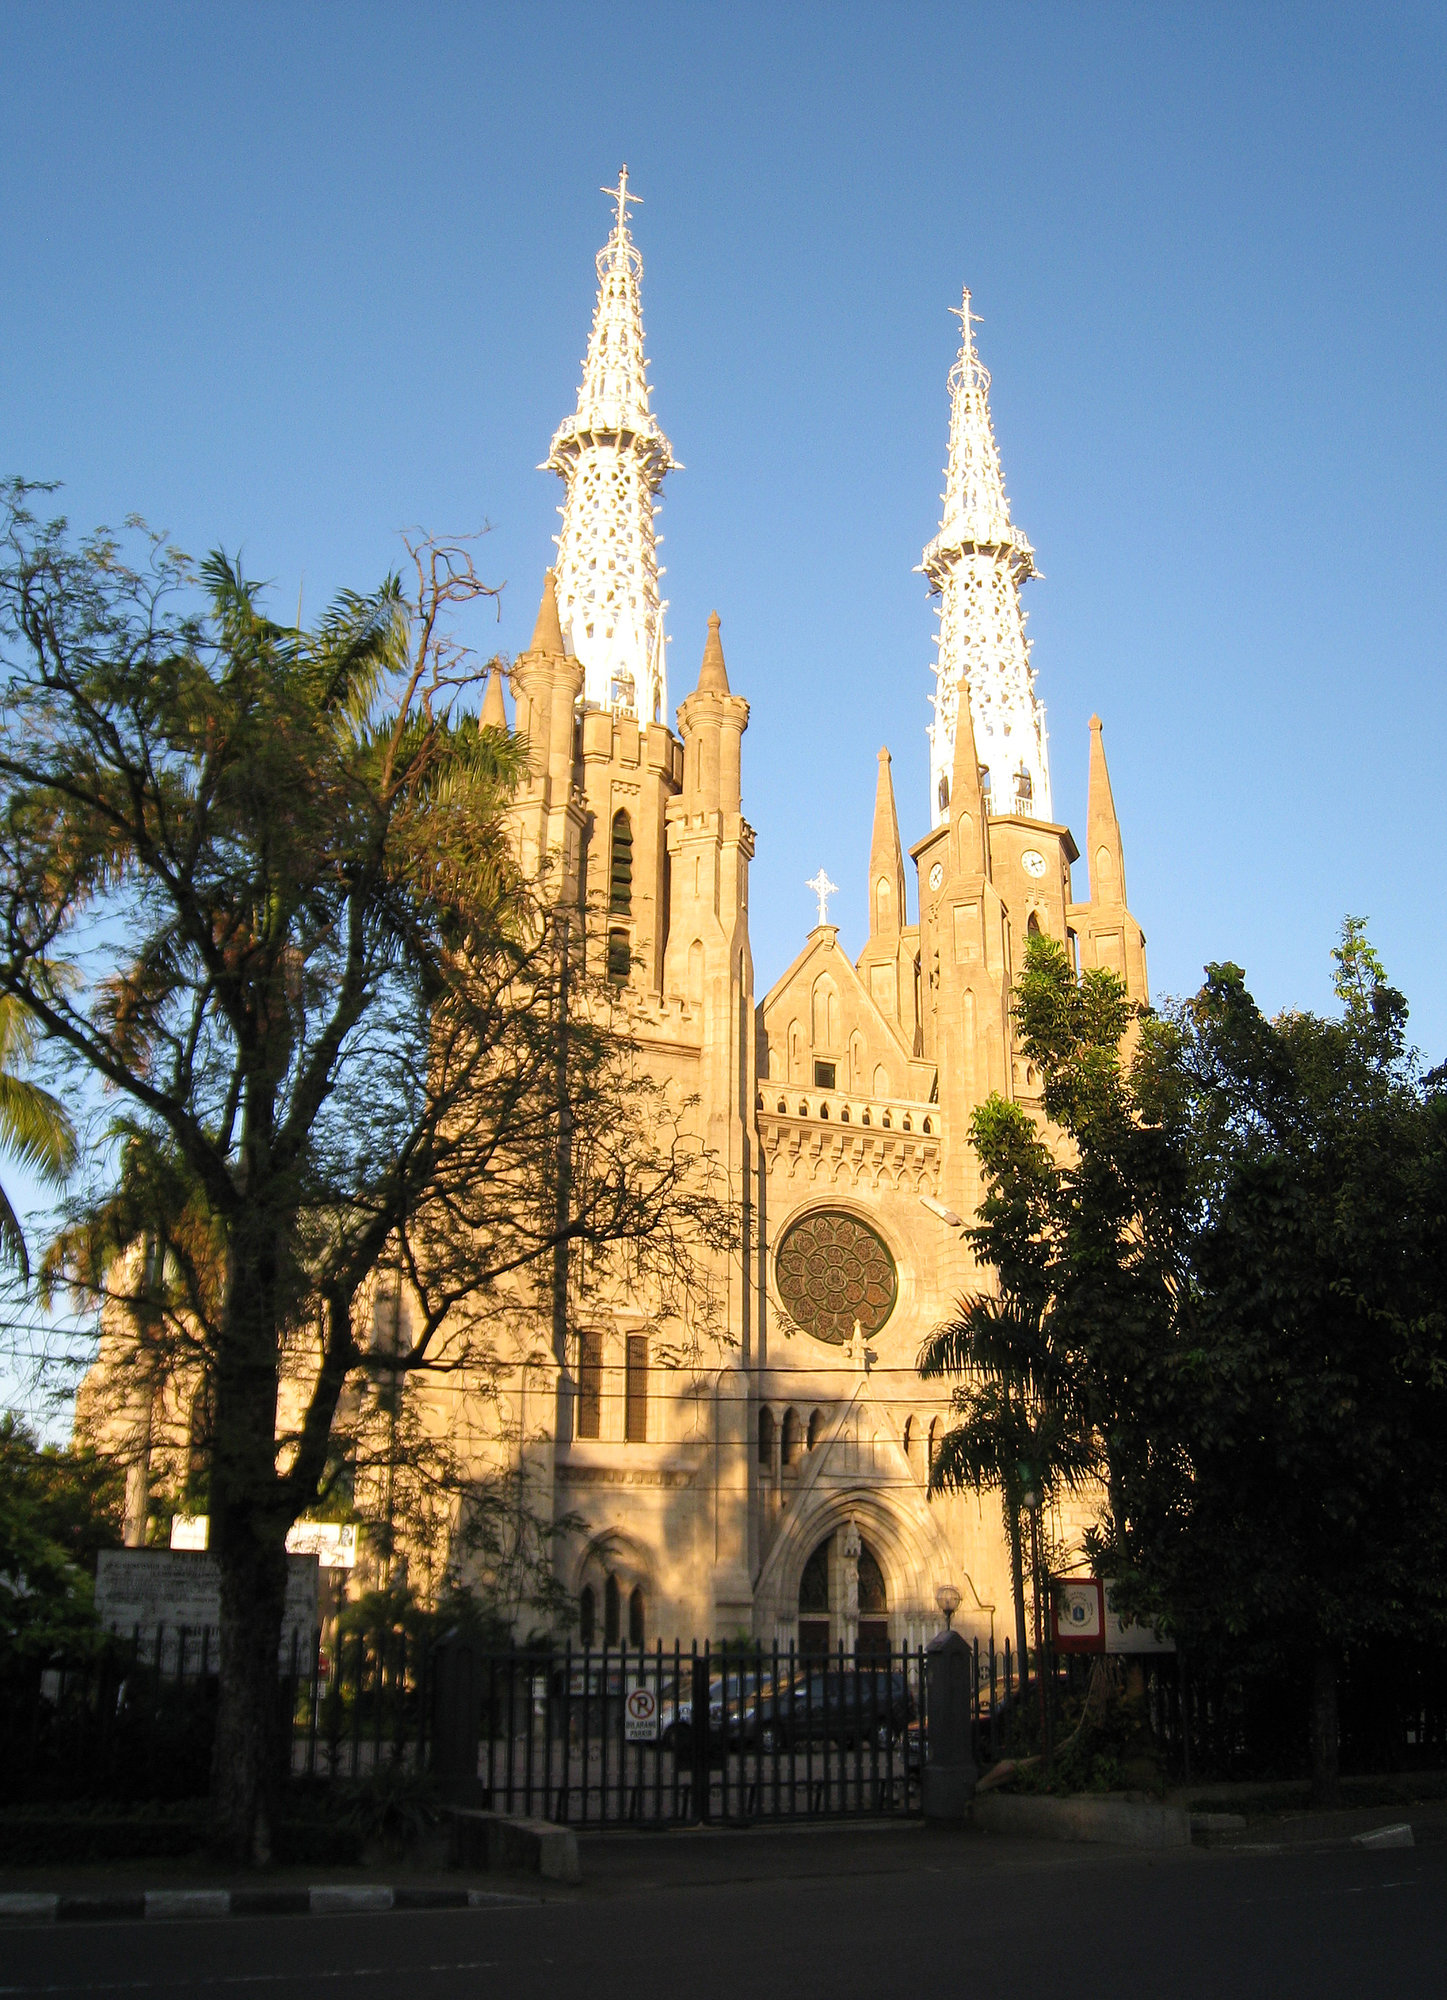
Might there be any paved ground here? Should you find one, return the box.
[2,1824,1444,2000]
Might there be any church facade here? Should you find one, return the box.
[477,174,1150,1658]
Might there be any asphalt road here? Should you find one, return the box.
[2,1838,1443,2000]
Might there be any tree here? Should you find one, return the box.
[970,923,1447,1803]
[0,994,76,1276]
[0,1410,123,1664]
[0,485,733,1859]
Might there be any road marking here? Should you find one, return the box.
[0,1963,500,1995]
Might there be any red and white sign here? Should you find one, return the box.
[624,1681,659,1742]
[1053,1578,1105,1653]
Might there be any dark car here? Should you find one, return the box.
[743,1667,915,1752]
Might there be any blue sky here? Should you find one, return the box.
[1,2,1444,1069]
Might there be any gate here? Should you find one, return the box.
[461,1641,929,1828]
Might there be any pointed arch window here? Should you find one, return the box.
[758,1405,776,1468]
[807,1409,823,1451]
[628,1585,645,1648]
[605,1572,621,1647]
[610,809,633,914]
[579,1584,596,1648]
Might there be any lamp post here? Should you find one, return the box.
[935,1582,962,1632]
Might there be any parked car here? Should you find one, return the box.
[743,1668,915,1752]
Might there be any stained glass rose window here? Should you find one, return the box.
[774,1211,897,1345]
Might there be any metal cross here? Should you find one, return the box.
[602,164,642,236]
[806,868,839,927]
[949,287,980,342]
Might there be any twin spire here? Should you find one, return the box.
[922,289,1052,831]
[545,168,676,726]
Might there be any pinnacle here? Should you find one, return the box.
[480,665,508,731]
[528,570,566,658]
[697,611,730,694]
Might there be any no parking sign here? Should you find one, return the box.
[624,1679,659,1742]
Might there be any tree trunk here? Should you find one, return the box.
[211,1521,289,1863]
[208,1215,290,1864]
[1309,1648,1341,1808]
[1005,1497,1029,1689]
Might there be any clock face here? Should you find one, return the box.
[928,862,944,891]
[1020,849,1048,879]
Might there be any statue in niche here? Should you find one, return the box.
[840,1515,862,1627]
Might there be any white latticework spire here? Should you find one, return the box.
[545,167,676,722]
[920,289,1050,829]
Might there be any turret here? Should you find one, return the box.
[480,664,508,733]
[948,680,991,883]
[1086,714,1126,907]
[1067,715,1148,1001]
[867,749,907,942]
[677,612,745,814]
[510,569,584,897]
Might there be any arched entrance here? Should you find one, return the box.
[797,1523,890,1657]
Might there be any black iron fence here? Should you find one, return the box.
[7,1628,1447,1816]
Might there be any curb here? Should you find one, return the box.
[971,1793,1191,1849]
[0,1885,536,1925]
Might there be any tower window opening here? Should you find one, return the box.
[1014,766,1033,812]
[840,1106,850,1123]
[902,1115,912,1132]
[758,1405,776,1468]
[820,1102,829,1120]
[807,1409,823,1450]
[923,1117,932,1134]
[882,1111,892,1129]
[607,930,631,982]
[813,1060,836,1089]
[609,809,633,914]
[938,773,951,813]
[777,1097,787,1114]
[577,1329,603,1440]
[1027,911,1041,936]
[862,1109,871,1126]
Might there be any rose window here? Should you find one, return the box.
[774,1211,897,1346]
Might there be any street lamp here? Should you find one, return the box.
[935,1582,962,1631]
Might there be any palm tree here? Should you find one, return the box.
[0,993,76,1278]
[919,1293,1098,1678]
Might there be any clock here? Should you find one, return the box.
[928,862,944,891]
[1020,849,1047,878]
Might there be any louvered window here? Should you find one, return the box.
[610,810,633,914]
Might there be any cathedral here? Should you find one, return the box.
[482,172,1149,1656]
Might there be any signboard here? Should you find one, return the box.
[1053,1578,1105,1653]
[1103,1581,1175,1656]
[624,1679,659,1743]
[284,1521,358,1569]
[165,1517,356,1568]
[95,1550,318,1665]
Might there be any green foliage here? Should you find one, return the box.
[0,1411,122,1662]
[951,920,1447,1791]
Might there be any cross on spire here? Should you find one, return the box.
[947,286,979,347]
[806,868,839,927]
[602,164,642,238]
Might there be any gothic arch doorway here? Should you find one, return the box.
[796,1524,890,1657]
